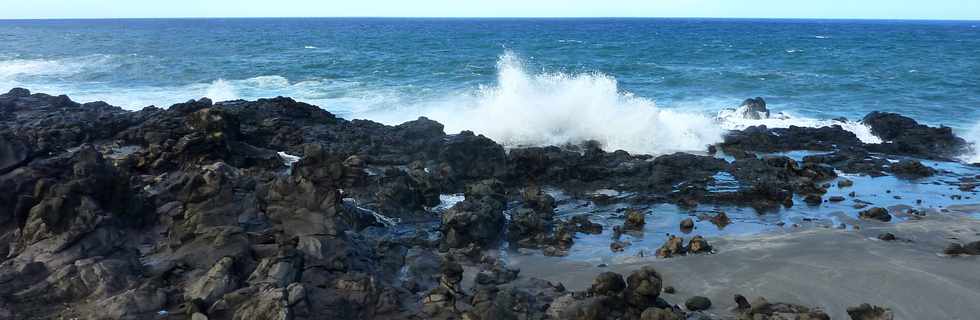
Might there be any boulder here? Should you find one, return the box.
[685,296,712,311]
[624,209,646,231]
[655,236,685,258]
[625,266,663,310]
[589,272,626,296]
[687,236,712,254]
[679,218,694,232]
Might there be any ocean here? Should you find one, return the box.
[1,18,978,159]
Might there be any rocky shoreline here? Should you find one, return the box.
[1,89,978,319]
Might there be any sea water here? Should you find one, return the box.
[1,18,978,158]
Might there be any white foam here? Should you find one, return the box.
[205,79,239,102]
[717,106,883,144]
[431,194,465,212]
[277,151,301,167]
[0,54,113,81]
[962,122,980,164]
[400,51,724,154]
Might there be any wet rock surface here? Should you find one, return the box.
[0,89,973,319]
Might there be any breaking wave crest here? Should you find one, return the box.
[2,51,898,156]
[416,51,725,154]
[716,105,883,144]
[963,122,980,164]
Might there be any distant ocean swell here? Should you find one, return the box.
[1,51,978,160]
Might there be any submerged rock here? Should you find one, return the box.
[889,160,936,178]
[847,303,895,320]
[624,209,647,231]
[685,296,712,311]
[859,207,892,222]
[679,218,695,232]
[737,297,830,320]
[943,241,980,255]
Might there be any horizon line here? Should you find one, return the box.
[1,16,979,22]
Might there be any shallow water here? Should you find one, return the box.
[517,154,980,265]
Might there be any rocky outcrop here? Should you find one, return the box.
[0,88,969,320]
[863,111,966,160]
[440,179,507,251]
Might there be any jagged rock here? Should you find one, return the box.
[3,89,973,320]
[863,111,966,159]
[232,287,290,320]
[96,284,168,319]
[440,181,506,250]
[186,256,240,305]
[739,97,770,120]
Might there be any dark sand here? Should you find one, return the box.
[511,205,980,319]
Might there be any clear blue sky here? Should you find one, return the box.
[4,0,980,20]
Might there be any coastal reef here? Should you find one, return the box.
[1,88,976,320]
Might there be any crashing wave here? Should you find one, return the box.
[716,99,882,144]
[0,54,116,81]
[962,122,980,164]
[408,51,725,155]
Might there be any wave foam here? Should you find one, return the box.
[717,106,883,144]
[963,122,980,164]
[0,55,117,81]
[415,51,724,154]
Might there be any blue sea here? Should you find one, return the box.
[1,18,978,158]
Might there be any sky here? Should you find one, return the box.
[3,0,980,20]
